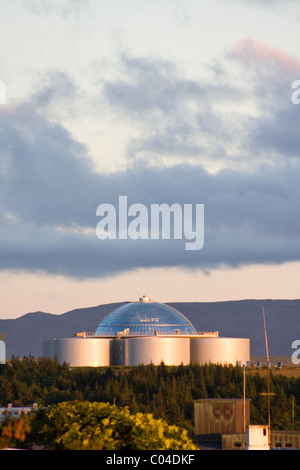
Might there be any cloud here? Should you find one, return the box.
[227,38,300,159]
[100,46,300,175]
[231,37,300,75]
[1,37,300,279]
[0,104,97,228]
[1,96,300,279]
[238,0,297,5]
[17,0,89,18]
[28,71,80,120]
[102,53,248,168]
[251,105,300,157]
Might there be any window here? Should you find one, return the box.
[234,442,242,448]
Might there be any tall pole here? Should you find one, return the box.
[263,306,269,366]
[243,364,246,432]
[260,306,276,448]
[262,306,271,430]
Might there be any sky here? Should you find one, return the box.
[0,0,300,319]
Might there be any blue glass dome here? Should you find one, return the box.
[95,296,197,336]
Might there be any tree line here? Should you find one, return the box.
[0,357,299,435]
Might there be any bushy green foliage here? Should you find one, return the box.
[32,401,198,450]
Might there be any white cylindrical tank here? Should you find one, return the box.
[52,337,111,367]
[0,340,5,364]
[190,337,250,366]
[123,336,190,366]
[43,340,53,359]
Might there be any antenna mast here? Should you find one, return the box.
[260,306,275,438]
[263,306,269,366]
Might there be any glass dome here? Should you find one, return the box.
[95,296,197,336]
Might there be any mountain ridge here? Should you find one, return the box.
[0,299,299,359]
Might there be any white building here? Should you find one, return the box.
[0,403,38,424]
[44,295,250,368]
[245,425,270,450]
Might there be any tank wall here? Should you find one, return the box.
[43,340,53,359]
[190,337,250,366]
[51,338,111,367]
[124,337,190,366]
[0,341,5,364]
[110,338,124,366]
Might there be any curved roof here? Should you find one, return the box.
[95,295,197,336]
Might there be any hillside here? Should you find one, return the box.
[0,299,299,359]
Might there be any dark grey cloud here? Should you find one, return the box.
[251,105,300,157]
[103,54,230,116]
[0,104,97,228]
[0,98,300,279]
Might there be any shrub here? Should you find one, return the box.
[36,401,198,450]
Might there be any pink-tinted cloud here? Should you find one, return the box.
[231,37,300,75]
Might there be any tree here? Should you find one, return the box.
[33,401,198,450]
[0,415,31,449]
